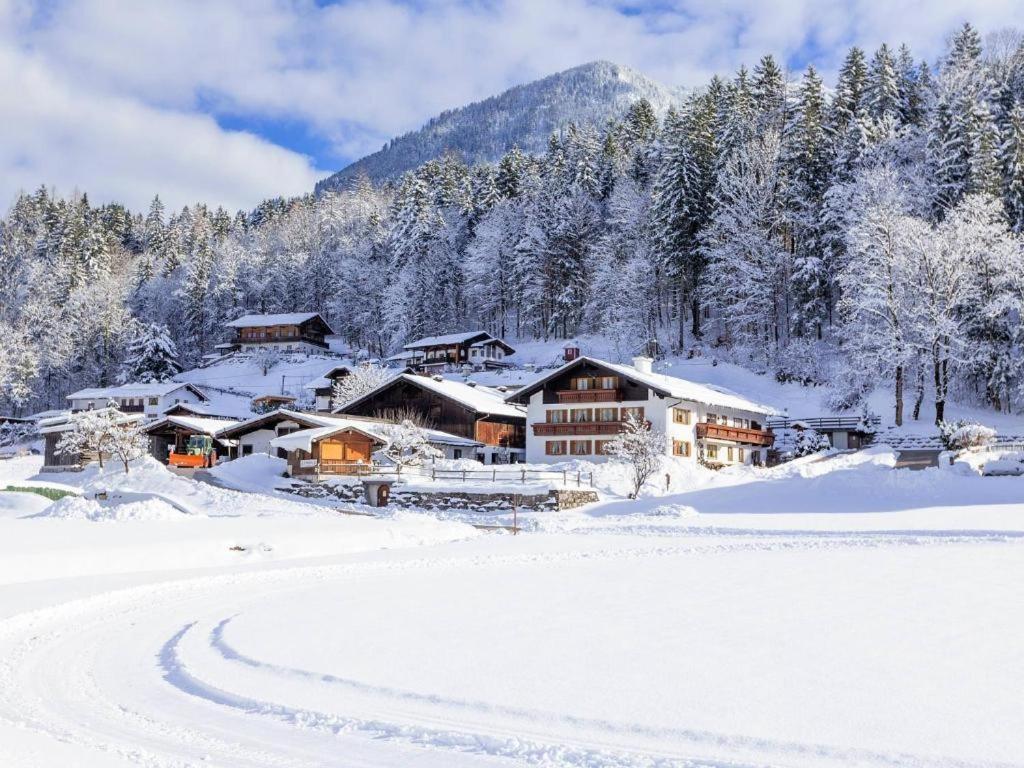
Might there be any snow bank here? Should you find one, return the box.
[0,491,54,518]
[37,495,184,521]
[208,454,291,494]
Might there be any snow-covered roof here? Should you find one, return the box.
[337,373,526,420]
[215,408,344,439]
[38,408,145,434]
[174,354,349,399]
[224,312,326,329]
[67,382,206,401]
[161,395,253,420]
[403,331,490,349]
[508,356,779,415]
[302,365,351,391]
[144,415,241,437]
[269,418,483,454]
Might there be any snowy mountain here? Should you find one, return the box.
[316,61,680,191]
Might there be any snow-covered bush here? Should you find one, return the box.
[378,420,442,468]
[251,347,282,376]
[332,364,393,409]
[601,413,665,499]
[794,428,832,456]
[0,420,35,447]
[938,420,996,451]
[772,336,831,386]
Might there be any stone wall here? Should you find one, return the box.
[284,480,598,512]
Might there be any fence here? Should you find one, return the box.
[765,415,881,431]
[315,462,594,487]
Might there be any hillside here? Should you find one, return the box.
[316,61,679,191]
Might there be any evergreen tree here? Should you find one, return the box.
[117,322,181,383]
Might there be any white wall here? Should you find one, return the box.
[525,389,768,466]
[70,388,204,419]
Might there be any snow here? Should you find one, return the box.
[403,330,489,348]
[145,414,240,437]
[224,312,324,328]
[0,491,53,518]
[351,373,525,419]
[175,353,349,400]
[509,355,779,415]
[4,427,1024,766]
[66,381,203,400]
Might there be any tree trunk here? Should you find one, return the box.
[912,365,925,422]
[933,348,945,425]
[894,364,904,427]
[691,296,701,339]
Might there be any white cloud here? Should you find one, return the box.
[3,0,1024,210]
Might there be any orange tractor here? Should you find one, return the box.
[168,435,218,469]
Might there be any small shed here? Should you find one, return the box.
[143,415,240,464]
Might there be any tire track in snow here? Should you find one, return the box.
[1,536,1020,767]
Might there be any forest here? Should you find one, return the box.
[2,23,1024,425]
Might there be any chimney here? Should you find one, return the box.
[466,380,477,387]
[633,356,653,374]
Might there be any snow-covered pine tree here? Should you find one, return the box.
[117,322,181,384]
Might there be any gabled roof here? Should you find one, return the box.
[143,415,241,437]
[215,408,341,439]
[335,373,526,420]
[403,331,493,350]
[505,356,779,415]
[67,381,208,402]
[269,419,483,453]
[224,312,330,329]
[38,408,145,435]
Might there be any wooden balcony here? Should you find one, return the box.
[555,389,622,403]
[696,422,774,447]
[533,421,627,436]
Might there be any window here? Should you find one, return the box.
[673,440,691,457]
[453,449,463,460]
[571,377,592,390]
[727,446,734,461]
[595,407,617,422]
[621,406,645,421]
[547,409,568,423]
[673,408,691,425]
[598,376,618,390]
[737,448,745,462]
[149,397,158,406]
[733,417,746,428]
[594,440,611,455]
[707,444,719,459]
[569,440,591,456]
[707,413,718,424]
[571,408,593,423]
[545,441,567,456]
[242,445,254,456]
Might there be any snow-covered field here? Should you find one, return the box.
[1,447,1023,767]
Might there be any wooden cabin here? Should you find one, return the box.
[335,373,526,464]
[225,312,335,354]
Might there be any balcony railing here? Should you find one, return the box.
[556,389,622,403]
[696,422,775,447]
[533,421,628,436]
[236,333,328,348]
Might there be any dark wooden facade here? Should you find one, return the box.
[234,316,332,348]
[509,360,652,406]
[42,432,83,470]
[337,378,525,448]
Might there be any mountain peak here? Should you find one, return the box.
[316,61,677,192]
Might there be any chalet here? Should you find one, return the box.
[334,373,527,464]
[765,415,881,451]
[251,394,296,412]
[401,331,515,372]
[302,365,352,412]
[67,382,208,419]
[506,356,777,466]
[37,409,145,472]
[143,415,240,464]
[224,312,335,354]
[269,417,483,476]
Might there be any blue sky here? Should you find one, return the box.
[3,0,1024,211]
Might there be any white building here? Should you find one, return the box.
[66,382,209,420]
[506,356,777,466]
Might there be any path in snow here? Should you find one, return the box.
[1,530,1021,768]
